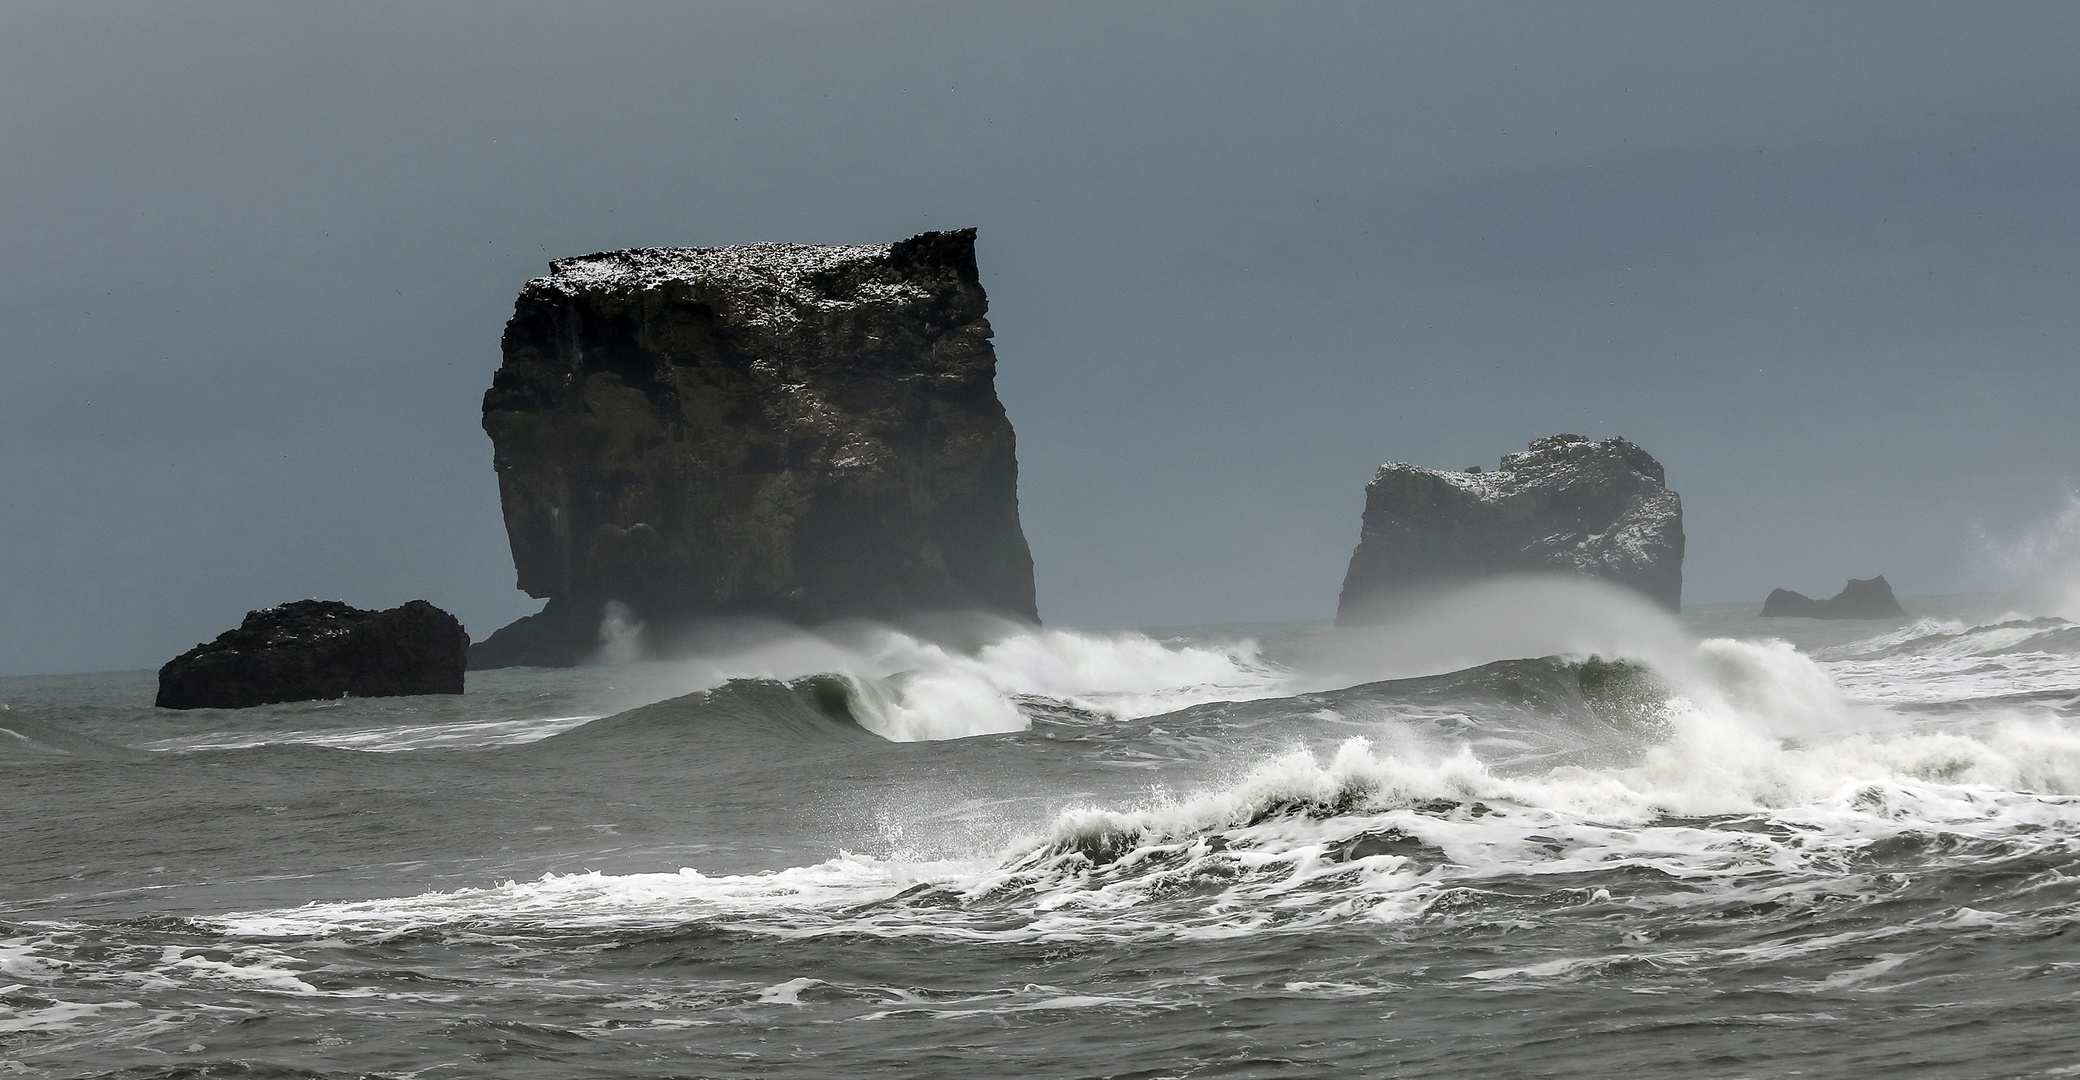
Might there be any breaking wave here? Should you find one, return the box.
[1812,616,2080,708]
[17,597,2080,1078]
[559,623,1289,743]
[210,634,2080,944]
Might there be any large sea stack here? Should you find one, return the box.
[157,600,468,709]
[1335,434,1684,624]
[472,228,1038,668]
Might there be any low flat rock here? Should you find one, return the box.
[157,600,469,709]
[1335,434,1685,624]
[1761,576,1907,619]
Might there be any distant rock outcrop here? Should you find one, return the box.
[472,228,1037,668]
[1335,434,1685,624]
[1761,576,1907,619]
[157,600,468,709]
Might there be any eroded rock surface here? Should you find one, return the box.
[157,600,468,709]
[1335,434,1684,624]
[473,228,1037,667]
[1761,576,1907,619]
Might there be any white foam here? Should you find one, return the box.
[200,628,2080,947]
[582,621,1286,742]
[0,1000,142,1035]
[142,715,602,753]
[1809,953,1914,990]
[213,854,978,939]
[211,717,2080,951]
[1688,637,1862,737]
[1281,980,1389,997]
[1828,651,2080,707]
[582,579,1687,743]
[755,977,821,1004]
[163,952,319,996]
[1465,955,1620,982]
[843,628,1286,741]
[855,990,1166,1021]
[1800,615,2080,708]
[1813,617,1975,660]
[0,939,64,980]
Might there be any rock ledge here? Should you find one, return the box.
[157,600,468,709]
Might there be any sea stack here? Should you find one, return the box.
[472,228,1038,668]
[157,600,469,709]
[1335,434,1684,624]
[1761,576,1907,619]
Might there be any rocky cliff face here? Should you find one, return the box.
[158,600,468,709]
[473,228,1037,668]
[1335,434,1684,624]
[1761,576,1907,619]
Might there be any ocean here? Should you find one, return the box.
[4,578,2078,1078]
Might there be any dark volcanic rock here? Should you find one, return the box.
[1335,434,1685,624]
[1761,576,1907,619]
[473,228,1037,668]
[157,600,468,709]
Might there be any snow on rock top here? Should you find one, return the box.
[525,242,934,330]
[540,241,890,294]
[1373,434,1671,504]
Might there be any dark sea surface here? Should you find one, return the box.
[5,581,2080,1078]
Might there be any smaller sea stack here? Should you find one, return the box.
[157,600,469,709]
[1336,434,1685,624]
[1761,576,1907,619]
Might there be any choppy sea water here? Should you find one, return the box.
[5,579,2080,1078]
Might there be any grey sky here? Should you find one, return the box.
[3,2,2076,674]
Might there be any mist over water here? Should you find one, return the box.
[562,576,1687,745]
[6,571,2080,1076]
[1285,576,1694,688]
[1982,490,2080,621]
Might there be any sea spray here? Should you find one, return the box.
[1979,490,2080,619]
[568,621,1287,742]
[594,600,647,666]
[1290,575,1694,691]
